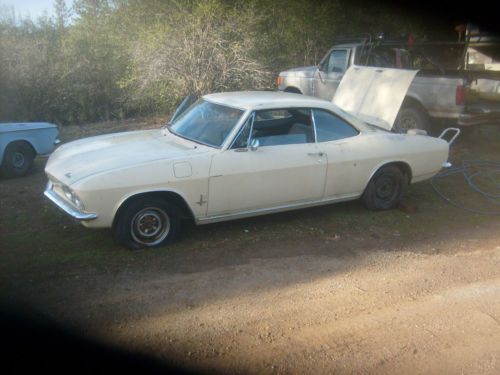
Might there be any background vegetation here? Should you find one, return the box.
[0,0,449,125]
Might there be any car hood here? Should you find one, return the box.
[46,129,210,185]
[332,65,418,130]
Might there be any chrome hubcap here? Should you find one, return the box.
[12,152,25,168]
[131,207,170,246]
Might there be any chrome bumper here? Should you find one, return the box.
[44,182,97,221]
[458,112,500,127]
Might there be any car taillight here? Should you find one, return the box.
[275,76,283,87]
[456,85,465,105]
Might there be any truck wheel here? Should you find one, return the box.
[362,165,404,210]
[393,106,429,133]
[113,198,182,250]
[1,141,35,177]
[284,87,302,94]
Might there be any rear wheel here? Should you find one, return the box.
[362,165,405,210]
[113,198,181,249]
[284,87,302,94]
[1,141,35,177]
[393,106,429,133]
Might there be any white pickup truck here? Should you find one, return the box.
[276,36,500,132]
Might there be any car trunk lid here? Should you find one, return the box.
[332,65,418,130]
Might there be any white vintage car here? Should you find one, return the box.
[44,90,453,249]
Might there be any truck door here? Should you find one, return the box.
[313,49,350,100]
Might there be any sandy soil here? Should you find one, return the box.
[43,223,500,375]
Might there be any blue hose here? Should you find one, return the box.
[431,160,500,215]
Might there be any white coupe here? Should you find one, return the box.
[44,90,452,249]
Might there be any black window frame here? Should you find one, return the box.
[320,48,350,74]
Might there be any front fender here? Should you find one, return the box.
[73,156,211,228]
[111,187,196,225]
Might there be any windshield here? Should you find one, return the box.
[168,99,244,148]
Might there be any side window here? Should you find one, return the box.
[313,109,359,142]
[231,115,253,149]
[327,50,348,73]
[250,108,314,147]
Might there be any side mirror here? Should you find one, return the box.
[250,138,260,151]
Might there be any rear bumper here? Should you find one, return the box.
[458,112,500,126]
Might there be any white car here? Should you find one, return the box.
[44,90,452,249]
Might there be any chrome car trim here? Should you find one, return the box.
[44,181,97,221]
[310,109,318,143]
[196,193,359,225]
[228,112,255,150]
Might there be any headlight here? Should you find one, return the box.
[61,185,84,210]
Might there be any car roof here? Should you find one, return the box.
[203,91,335,112]
[203,91,372,132]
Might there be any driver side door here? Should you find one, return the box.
[314,48,351,100]
[207,109,327,217]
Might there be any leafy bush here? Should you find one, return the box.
[0,0,431,125]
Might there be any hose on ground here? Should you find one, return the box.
[431,160,500,215]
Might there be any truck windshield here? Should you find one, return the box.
[168,99,244,148]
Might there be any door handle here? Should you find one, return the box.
[307,152,324,157]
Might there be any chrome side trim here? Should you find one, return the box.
[196,193,359,225]
[43,182,97,221]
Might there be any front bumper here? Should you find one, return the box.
[44,181,97,221]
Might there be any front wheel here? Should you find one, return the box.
[362,165,405,210]
[113,198,181,249]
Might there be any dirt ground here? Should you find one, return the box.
[1,119,499,374]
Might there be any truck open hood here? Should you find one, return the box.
[332,65,418,130]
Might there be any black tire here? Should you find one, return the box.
[284,87,302,94]
[362,165,405,210]
[1,141,35,177]
[113,198,182,250]
[393,106,429,134]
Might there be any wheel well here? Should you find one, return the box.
[401,96,426,114]
[4,140,36,158]
[364,161,412,196]
[113,191,195,227]
[284,86,302,94]
[385,161,412,184]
